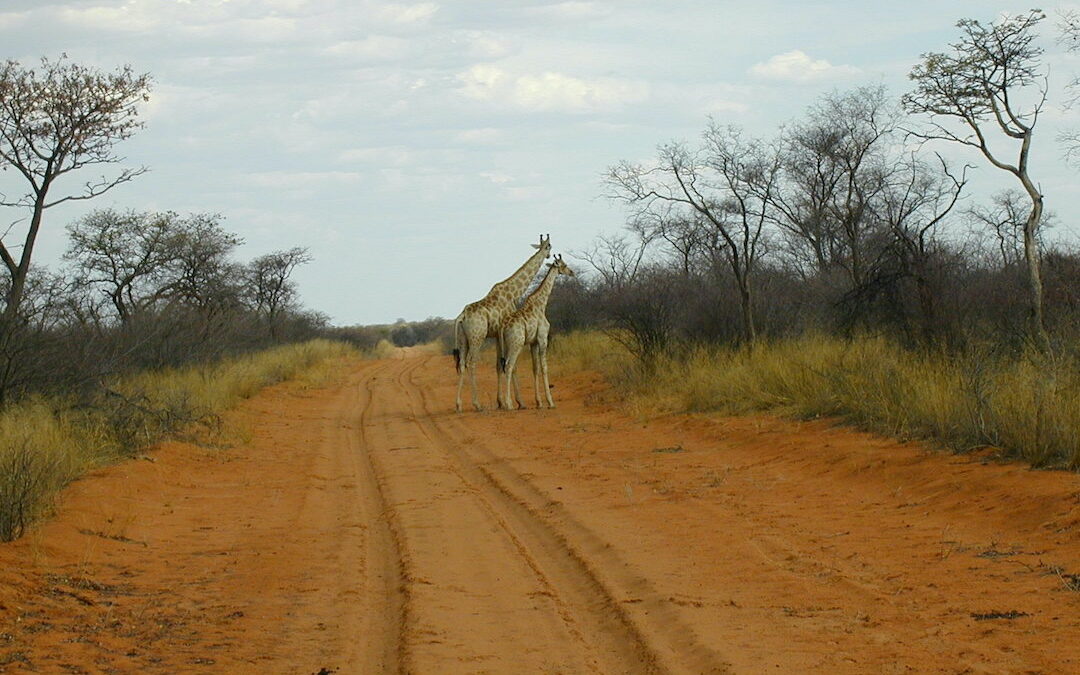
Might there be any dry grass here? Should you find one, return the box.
[554,331,1080,469]
[0,339,361,541]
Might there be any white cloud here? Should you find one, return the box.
[457,66,648,113]
[0,10,28,29]
[455,128,503,144]
[514,72,648,112]
[58,2,161,32]
[480,171,512,184]
[243,171,364,189]
[340,146,413,166]
[457,64,507,101]
[525,2,611,21]
[704,98,749,114]
[460,31,513,60]
[749,50,860,83]
[377,2,438,24]
[324,35,411,61]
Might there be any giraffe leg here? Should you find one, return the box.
[540,343,555,408]
[469,347,483,411]
[455,344,467,413]
[505,327,526,410]
[511,360,526,409]
[530,342,543,408]
[498,328,511,408]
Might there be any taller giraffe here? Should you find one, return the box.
[454,234,551,412]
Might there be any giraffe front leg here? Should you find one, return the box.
[530,343,543,408]
[468,350,483,412]
[540,344,555,408]
[511,363,526,409]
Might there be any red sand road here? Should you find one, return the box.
[2,351,1080,673]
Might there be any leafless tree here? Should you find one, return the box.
[903,10,1049,349]
[966,189,1031,269]
[573,232,650,290]
[606,123,779,343]
[246,247,312,336]
[875,154,969,344]
[771,85,900,286]
[166,214,244,314]
[64,209,181,323]
[0,55,151,322]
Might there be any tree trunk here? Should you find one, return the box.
[1023,199,1049,351]
[2,194,47,324]
[738,278,756,344]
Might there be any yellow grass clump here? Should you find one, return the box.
[555,330,1080,469]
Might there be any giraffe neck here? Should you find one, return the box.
[522,264,559,315]
[492,246,547,301]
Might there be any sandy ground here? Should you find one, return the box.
[1,351,1079,674]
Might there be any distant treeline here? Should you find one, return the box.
[328,317,453,352]
[0,208,325,406]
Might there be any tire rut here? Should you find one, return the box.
[393,356,731,674]
[341,361,412,674]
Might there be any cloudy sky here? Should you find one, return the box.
[1,1,1079,325]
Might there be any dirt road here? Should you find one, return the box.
[2,352,1079,673]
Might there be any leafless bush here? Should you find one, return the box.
[0,440,63,541]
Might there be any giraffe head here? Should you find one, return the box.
[531,234,553,259]
[551,253,575,277]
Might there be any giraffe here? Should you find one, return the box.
[453,234,552,412]
[497,254,574,410]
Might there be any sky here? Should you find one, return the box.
[1,0,1079,325]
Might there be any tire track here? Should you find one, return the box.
[387,358,625,673]
[387,355,730,674]
[403,354,732,675]
[337,360,412,674]
[356,356,652,672]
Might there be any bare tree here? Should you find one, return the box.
[0,55,151,322]
[771,85,899,285]
[966,189,1031,269]
[607,123,779,343]
[64,209,181,323]
[875,154,968,344]
[246,247,312,336]
[166,214,244,314]
[903,10,1049,349]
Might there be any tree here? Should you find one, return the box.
[166,213,244,314]
[0,55,151,322]
[966,189,1031,269]
[874,154,968,345]
[64,209,182,324]
[246,247,312,336]
[772,86,899,285]
[903,10,1049,349]
[607,123,779,343]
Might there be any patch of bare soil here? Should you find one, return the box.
[2,353,1078,673]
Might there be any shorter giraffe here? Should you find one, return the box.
[497,254,574,410]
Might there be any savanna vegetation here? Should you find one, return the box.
[0,56,366,540]
[548,11,1080,469]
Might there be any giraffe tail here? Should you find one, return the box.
[452,312,464,374]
